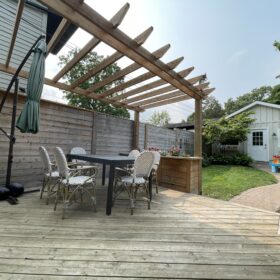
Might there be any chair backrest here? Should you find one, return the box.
[152,151,161,165]
[128,149,140,158]
[70,147,87,155]
[39,146,52,174]
[54,147,69,179]
[70,147,87,163]
[134,151,155,178]
[152,151,161,171]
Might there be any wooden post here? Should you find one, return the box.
[133,111,140,149]
[91,111,97,154]
[144,124,149,149]
[194,97,203,195]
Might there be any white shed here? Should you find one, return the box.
[226,101,280,162]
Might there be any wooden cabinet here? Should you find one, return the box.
[157,156,202,194]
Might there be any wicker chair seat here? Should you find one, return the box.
[121,176,145,185]
[62,176,93,186]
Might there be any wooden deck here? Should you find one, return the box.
[0,186,280,279]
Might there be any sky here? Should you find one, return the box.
[44,0,280,123]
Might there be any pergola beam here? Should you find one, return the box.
[102,57,185,100]
[194,97,203,194]
[112,65,193,102]
[0,63,142,112]
[38,0,204,99]
[52,3,130,82]
[70,27,153,89]
[5,0,25,67]
[87,44,170,95]
[133,111,140,149]
[47,18,70,55]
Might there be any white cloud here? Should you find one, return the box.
[42,85,67,104]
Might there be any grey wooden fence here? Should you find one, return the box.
[0,92,194,189]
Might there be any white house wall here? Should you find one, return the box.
[241,105,280,159]
[0,0,47,92]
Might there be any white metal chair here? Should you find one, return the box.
[70,146,95,175]
[39,146,60,204]
[53,147,98,219]
[114,149,140,199]
[115,151,155,215]
[128,149,140,158]
[151,151,161,194]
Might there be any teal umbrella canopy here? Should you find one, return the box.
[16,39,47,133]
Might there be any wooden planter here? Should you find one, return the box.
[157,156,202,194]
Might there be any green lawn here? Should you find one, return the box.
[202,165,277,201]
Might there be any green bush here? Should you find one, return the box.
[203,153,253,167]
[202,154,212,167]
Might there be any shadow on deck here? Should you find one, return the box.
[0,186,280,279]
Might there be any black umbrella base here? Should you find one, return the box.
[0,182,24,204]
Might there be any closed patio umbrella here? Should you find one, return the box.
[16,39,46,133]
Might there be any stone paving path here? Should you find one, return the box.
[230,162,280,213]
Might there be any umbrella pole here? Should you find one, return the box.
[0,35,45,190]
[6,77,19,187]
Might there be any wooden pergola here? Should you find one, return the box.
[0,0,215,194]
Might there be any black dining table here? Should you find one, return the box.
[67,154,152,215]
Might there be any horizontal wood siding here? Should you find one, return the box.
[0,0,47,91]
[95,113,134,155]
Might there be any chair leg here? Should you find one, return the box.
[92,183,97,212]
[62,186,69,219]
[129,184,135,215]
[54,183,61,211]
[155,174,159,194]
[145,183,151,210]
[40,176,46,199]
[46,178,51,205]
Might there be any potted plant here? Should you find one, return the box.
[272,155,280,164]
[168,146,180,156]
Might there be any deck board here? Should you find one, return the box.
[0,187,280,279]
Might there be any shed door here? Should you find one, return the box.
[247,129,268,161]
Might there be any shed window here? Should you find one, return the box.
[252,131,263,146]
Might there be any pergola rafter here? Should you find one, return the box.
[70,27,153,89]
[86,44,171,94]
[141,87,215,110]
[100,57,186,100]
[124,72,199,105]
[111,65,193,102]
[47,18,70,55]
[5,0,25,67]
[52,3,130,83]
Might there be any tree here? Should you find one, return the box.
[149,111,171,126]
[187,96,224,121]
[266,84,280,104]
[203,112,254,145]
[274,40,280,52]
[224,86,272,115]
[58,48,130,119]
